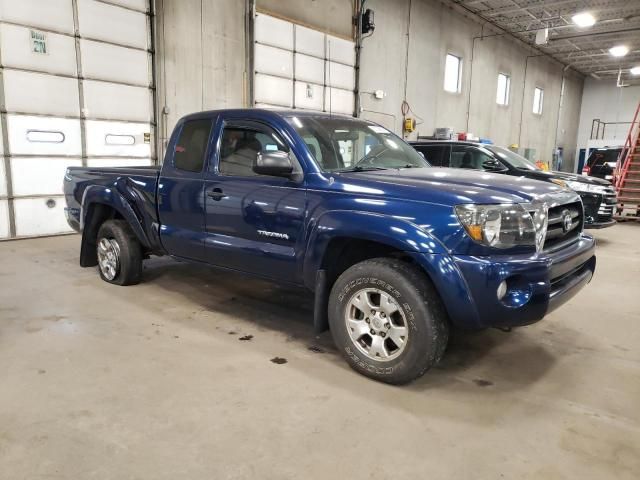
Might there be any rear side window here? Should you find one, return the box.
[451,145,496,170]
[174,119,212,172]
[414,145,448,166]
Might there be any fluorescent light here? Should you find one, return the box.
[572,12,596,27]
[631,66,640,75]
[609,45,629,57]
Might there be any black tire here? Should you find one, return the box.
[328,257,449,385]
[96,219,142,286]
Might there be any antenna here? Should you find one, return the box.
[327,39,332,116]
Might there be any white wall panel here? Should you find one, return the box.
[7,115,82,156]
[103,0,148,12]
[254,43,292,78]
[0,200,9,239]
[11,157,81,196]
[324,88,354,115]
[0,24,77,76]
[255,14,293,50]
[326,61,355,91]
[295,54,324,84]
[3,70,79,116]
[0,0,74,34]
[87,157,152,167]
[0,160,6,197]
[295,25,324,58]
[254,103,288,110]
[326,35,355,66]
[77,0,148,49]
[254,73,292,107]
[86,120,151,157]
[14,196,72,237]
[80,40,149,86]
[83,80,152,122]
[294,82,323,111]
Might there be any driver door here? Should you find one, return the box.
[203,119,307,283]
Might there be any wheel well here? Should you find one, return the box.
[321,237,416,289]
[80,203,124,267]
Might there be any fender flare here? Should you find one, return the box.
[79,184,151,267]
[302,209,447,289]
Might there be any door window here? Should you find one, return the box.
[451,145,500,171]
[174,119,212,172]
[219,126,292,176]
[414,145,448,166]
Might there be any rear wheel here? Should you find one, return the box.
[96,219,142,286]
[328,258,449,384]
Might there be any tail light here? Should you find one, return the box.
[582,165,590,176]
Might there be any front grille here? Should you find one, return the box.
[544,201,583,251]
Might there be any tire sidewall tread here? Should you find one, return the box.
[96,219,142,286]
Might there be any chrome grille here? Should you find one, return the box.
[544,201,583,251]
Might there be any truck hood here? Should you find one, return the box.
[518,168,612,186]
[336,167,565,205]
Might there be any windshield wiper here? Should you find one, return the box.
[336,165,389,172]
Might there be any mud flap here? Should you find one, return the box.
[313,269,329,333]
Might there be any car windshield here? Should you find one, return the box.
[487,145,540,171]
[285,115,430,172]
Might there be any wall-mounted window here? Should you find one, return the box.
[444,54,462,93]
[26,130,65,143]
[496,73,510,106]
[533,87,544,115]
[105,134,135,146]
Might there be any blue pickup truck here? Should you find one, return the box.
[64,109,596,384]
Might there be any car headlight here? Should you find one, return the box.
[455,203,548,252]
[563,180,609,195]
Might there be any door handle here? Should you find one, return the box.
[207,188,226,201]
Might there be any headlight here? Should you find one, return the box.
[455,203,548,252]
[564,180,609,195]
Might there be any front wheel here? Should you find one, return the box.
[328,258,449,384]
[96,219,142,286]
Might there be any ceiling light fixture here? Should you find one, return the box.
[572,12,596,28]
[631,66,640,75]
[609,45,629,57]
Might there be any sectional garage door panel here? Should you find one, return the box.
[253,13,355,115]
[83,80,152,122]
[77,0,148,49]
[0,161,6,197]
[0,0,153,239]
[4,71,80,117]
[80,40,150,86]
[255,73,293,108]
[254,44,292,79]
[0,0,75,34]
[295,25,324,58]
[294,81,323,111]
[0,24,77,76]
[86,120,152,157]
[0,200,9,239]
[11,157,82,197]
[14,196,71,237]
[7,116,82,156]
[87,157,152,168]
[254,14,293,50]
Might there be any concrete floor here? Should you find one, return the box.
[1,225,639,479]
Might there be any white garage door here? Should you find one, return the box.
[0,0,154,239]
[253,12,355,115]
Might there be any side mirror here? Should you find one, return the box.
[482,159,507,172]
[253,150,293,177]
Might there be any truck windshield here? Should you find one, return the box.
[487,145,540,171]
[285,115,430,172]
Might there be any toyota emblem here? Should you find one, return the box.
[561,210,572,233]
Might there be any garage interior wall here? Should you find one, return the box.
[154,0,246,159]
[0,0,153,240]
[359,0,584,172]
[576,78,640,154]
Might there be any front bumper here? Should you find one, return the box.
[412,235,596,330]
[580,191,617,228]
